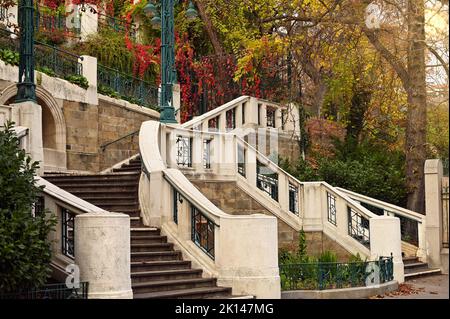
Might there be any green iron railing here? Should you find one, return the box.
[279,255,394,291]
[443,158,449,177]
[97,63,159,110]
[0,28,83,79]
[0,282,89,299]
[34,6,81,37]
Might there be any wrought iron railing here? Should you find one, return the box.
[442,185,449,248]
[289,183,299,215]
[237,144,246,177]
[279,256,394,291]
[203,139,211,169]
[33,196,45,217]
[0,282,89,299]
[267,107,276,128]
[97,63,159,109]
[443,158,449,177]
[61,207,75,259]
[176,135,192,168]
[0,28,83,78]
[347,207,370,248]
[191,206,215,259]
[256,161,278,201]
[327,192,337,226]
[34,6,81,37]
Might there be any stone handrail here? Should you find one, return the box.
[335,187,425,222]
[165,123,404,282]
[181,95,299,135]
[138,120,281,298]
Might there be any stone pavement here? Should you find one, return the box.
[371,275,449,299]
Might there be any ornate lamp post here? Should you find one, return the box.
[144,1,198,124]
[15,0,36,103]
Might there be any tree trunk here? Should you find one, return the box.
[194,0,225,56]
[405,0,427,213]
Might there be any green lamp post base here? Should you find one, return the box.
[160,105,178,124]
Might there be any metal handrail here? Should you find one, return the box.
[100,130,139,151]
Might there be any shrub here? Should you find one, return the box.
[64,74,89,90]
[0,121,57,293]
[0,48,19,66]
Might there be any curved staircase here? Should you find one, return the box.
[44,157,235,299]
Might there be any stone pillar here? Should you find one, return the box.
[80,5,98,42]
[278,173,289,212]
[245,97,259,126]
[10,101,44,175]
[302,183,324,231]
[80,55,98,105]
[217,214,281,298]
[75,212,133,299]
[424,159,443,268]
[370,216,404,283]
[173,84,181,124]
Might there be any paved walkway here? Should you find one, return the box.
[373,275,449,299]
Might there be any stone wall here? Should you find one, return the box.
[64,97,158,172]
[190,179,352,261]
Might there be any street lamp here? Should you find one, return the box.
[144,0,198,124]
[15,0,36,103]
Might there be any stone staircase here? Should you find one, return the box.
[403,257,441,280]
[44,157,235,299]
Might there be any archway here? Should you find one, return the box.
[0,84,67,171]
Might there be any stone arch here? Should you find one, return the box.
[0,84,67,171]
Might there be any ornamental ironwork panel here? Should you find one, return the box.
[347,207,370,248]
[279,257,393,291]
[237,144,246,177]
[0,282,89,299]
[173,188,181,225]
[176,136,192,168]
[203,139,211,169]
[61,207,75,259]
[226,108,236,130]
[327,192,337,226]
[191,206,215,259]
[33,196,45,217]
[442,185,449,248]
[97,63,159,109]
[289,183,299,215]
[34,42,83,78]
[257,161,278,201]
[267,107,276,128]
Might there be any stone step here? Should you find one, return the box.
[402,257,420,265]
[131,251,181,262]
[130,260,191,272]
[131,235,167,244]
[131,278,217,294]
[404,262,430,269]
[131,228,160,236]
[130,217,143,227]
[46,183,138,193]
[131,243,174,253]
[134,286,233,299]
[44,173,140,183]
[404,268,441,279]
[131,269,203,283]
[113,167,141,173]
[65,190,138,198]
[94,203,140,212]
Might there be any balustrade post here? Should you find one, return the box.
[218,113,226,132]
[191,130,203,171]
[275,108,282,130]
[278,173,289,212]
[80,55,98,105]
[75,212,132,298]
[424,159,443,268]
[236,103,243,128]
[246,146,257,188]
[369,216,404,283]
[301,183,324,231]
[79,4,98,42]
[259,103,267,128]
